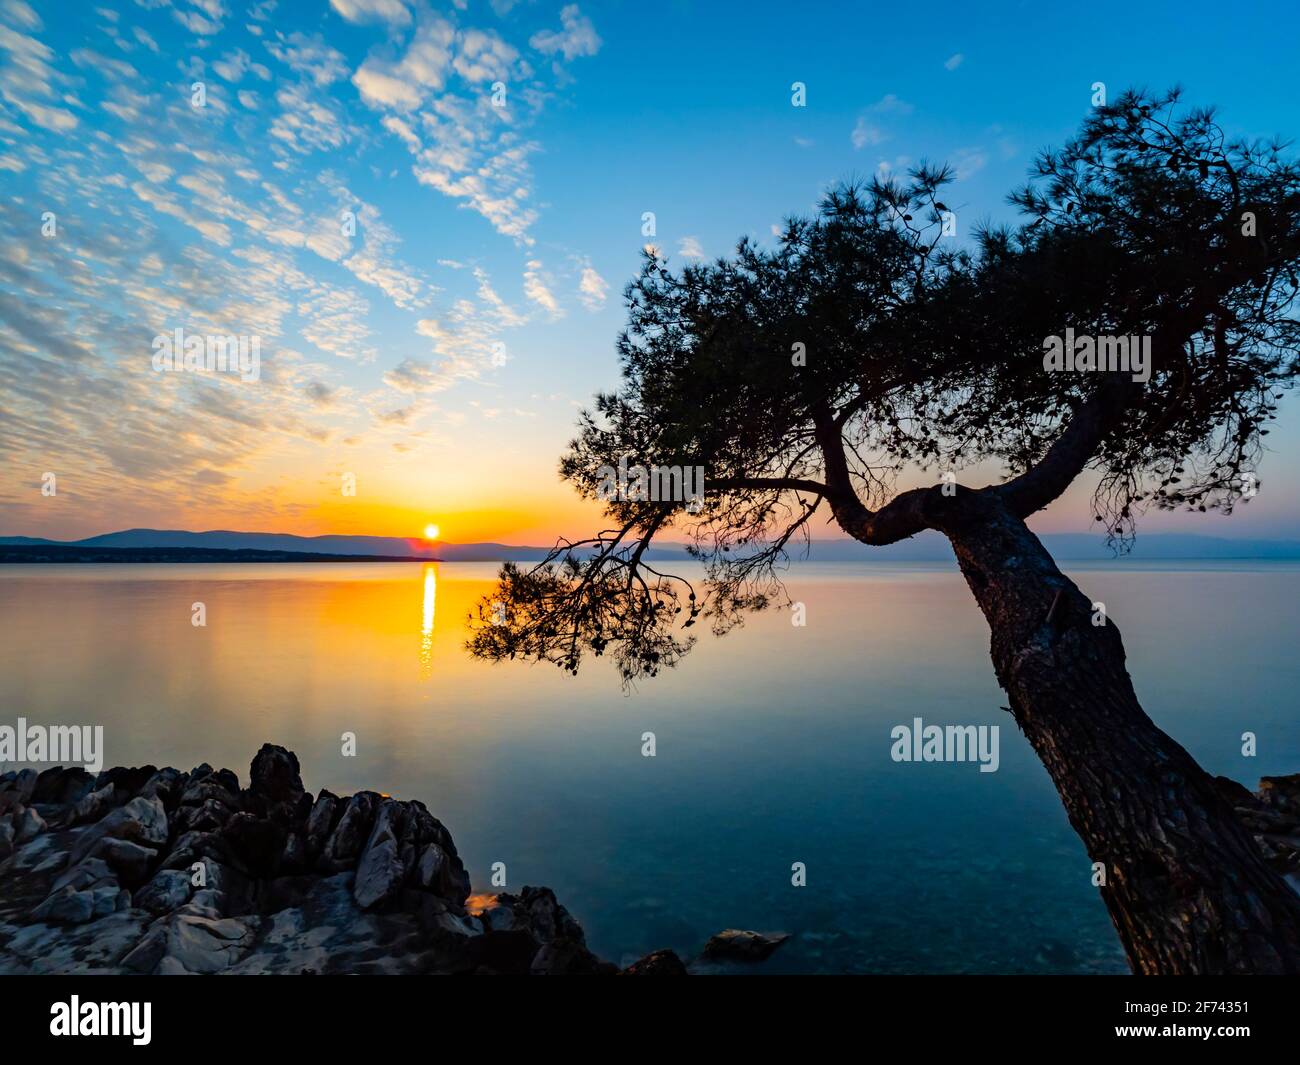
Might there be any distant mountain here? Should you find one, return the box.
[1,528,1298,562]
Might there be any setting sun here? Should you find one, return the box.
[423,523,440,541]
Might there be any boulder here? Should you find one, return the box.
[353,800,409,909]
[134,869,193,915]
[699,929,791,963]
[321,791,380,869]
[249,744,304,806]
[620,949,689,975]
[15,805,46,844]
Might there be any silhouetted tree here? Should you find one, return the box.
[469,90,1300,974]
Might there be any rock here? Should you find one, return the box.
[304,791,339,858]
[30,885,96,925]
[12,768,38,804]
[1259,775,1300,814]
[249,744,304,806]
[122,911,260,974]
[321,791,380,869]
[96,838,157,885]
[68,795,167,867]
[0,744,626,976]
[699,929,791,963]
[620,949,689,975]
[94,765,158,801]
[15,805,46,844]
[1215,775,1260,809]
[180,777,239,810]
[134,869,193,915]
[221,812,287,878]
[70,783,117,826]
[531,937,611,974]
[32,766,94,805]
[354,800,408,910]
[139,768,187,808]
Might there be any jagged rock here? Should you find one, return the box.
[180,777,239,810]
[354,800,408,909]
[122,910,261,974]
[250,744,304,806]
[700,929,791,963]
[173,794,240,835]
[11,768,38,804]
[134,869,193,915]
[67,795,167,867]
[0,744,665,976]
[69,783,117,826]
[1260,775,1300,814]
[94,765,158,801]
[322,791,380,869]
[222,811,287,878]
[14,805,46,844]
[32,766,94,805]
[138,768,187,808]
[620,949,689,975]
[30,884,128,925]
[95,838,157,886]
[304,790,339,858]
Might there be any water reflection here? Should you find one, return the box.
[419,564,437,676]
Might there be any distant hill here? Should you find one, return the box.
[0,545,435,564]
[1,528,1297,562]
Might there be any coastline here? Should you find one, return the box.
[0,744,790,975]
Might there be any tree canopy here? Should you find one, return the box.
[468,88,1300,684]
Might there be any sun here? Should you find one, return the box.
[423,523,440,541]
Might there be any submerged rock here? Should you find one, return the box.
[699,928,791,963]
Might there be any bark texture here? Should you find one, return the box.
[930,491,1300,974]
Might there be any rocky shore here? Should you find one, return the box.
[3,747,1295,975]
[0,744,792,975]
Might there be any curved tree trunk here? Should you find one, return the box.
[938,494,1300,974]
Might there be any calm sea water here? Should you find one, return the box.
[2,560,1297,974]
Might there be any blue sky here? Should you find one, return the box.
[1,0,1298,542]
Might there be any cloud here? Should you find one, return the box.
[0,23,78,131]
[952,147,987,181]
[677,236,704,259]
[523,259,561,316]
[265,32,348,87]
[529,4,601,62]
[944,53,964,71]
[870,93,914,115]
[352,14,455,111]
[329,0,411,26]
[852,95,915,150]
[578,265,607,311]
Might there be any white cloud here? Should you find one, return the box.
[265,32,348,87]
[523,259,561,316]
[945,53,964,71]
[578,264,607,311]
[529,4,601,62]
[353,14,455,111]
[677,236,704,259]
[329,0,411,26]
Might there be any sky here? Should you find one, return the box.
[1,0,1298,545]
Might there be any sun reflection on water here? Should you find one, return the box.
[419,564,437,676]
